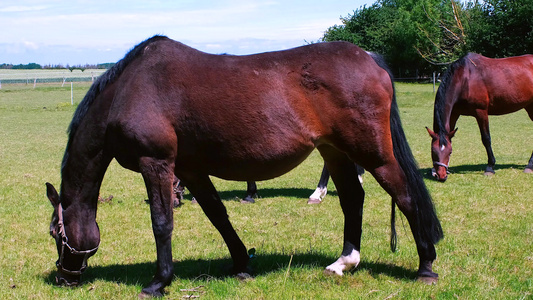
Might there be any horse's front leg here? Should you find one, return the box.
[475,111,496,175]
[183,174,250,276]
[140,158,176,297]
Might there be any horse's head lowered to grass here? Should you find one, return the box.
[46,183,100,287]
[427,127,457,182]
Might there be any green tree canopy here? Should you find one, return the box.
[322,0,532,78]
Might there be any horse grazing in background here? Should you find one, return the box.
[46,35,442,297]
[427,53,533,181]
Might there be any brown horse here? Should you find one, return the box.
[427,53,533,181]
[46,35,442,297]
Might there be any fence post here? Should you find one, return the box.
[433,72,436,93]
[71,82,74,105]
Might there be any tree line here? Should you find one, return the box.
[321,0,532,78]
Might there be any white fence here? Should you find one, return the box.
[0,69,106,88]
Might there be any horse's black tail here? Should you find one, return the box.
[368,52,444,251]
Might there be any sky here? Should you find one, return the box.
[0,0,373,66]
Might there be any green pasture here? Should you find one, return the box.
[0,82,531,299]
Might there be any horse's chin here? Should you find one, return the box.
[55,271,81,287]
[436,175,447,182]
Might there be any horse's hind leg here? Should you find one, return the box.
[308,164,330,204]
[318,146,364,275]
[183,174,250,275]
[139,158,176,296]
[370,162,438,281]
[242,181,257,203]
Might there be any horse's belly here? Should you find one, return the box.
[176,140,316,181]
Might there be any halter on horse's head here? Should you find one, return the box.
[426,127,457,182]
[46,183,100,286]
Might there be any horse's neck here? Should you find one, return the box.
[442,101,456,133]
[439,78,463,134]
[61,109,111,209]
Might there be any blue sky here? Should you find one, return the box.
[0,0,372,65]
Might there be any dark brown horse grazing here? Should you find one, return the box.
[46,35,442,297]
[427,53,533,181]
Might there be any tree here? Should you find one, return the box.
[415,1,467,65]
[322,0,450,77]
[466,0,533,58]
[322,0,531,77]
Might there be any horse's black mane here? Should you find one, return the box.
[434,53,472,145]
[62,35,169,169]
[67,35,168,137]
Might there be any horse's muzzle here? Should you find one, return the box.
[431,167,448,182]
[55,269,81,287]
[432,162,450,182]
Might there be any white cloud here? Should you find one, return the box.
[0,0,368,64]
[0,5,47,12]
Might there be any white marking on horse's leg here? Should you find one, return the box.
[308,187,327,204]
[325,249,360,276]
[358,175,363,185]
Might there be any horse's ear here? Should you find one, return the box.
[46,182,60,207]
[426,127,438,139]
[448,128,458,139]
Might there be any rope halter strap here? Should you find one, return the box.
[433,161,450,174]
[55,203,100,276]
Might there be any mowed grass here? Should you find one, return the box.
[0,82,531,299]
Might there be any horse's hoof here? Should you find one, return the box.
[417,276,438,285]
[524,168,533,174]
[138,292,152,299]
[235,272,254,281]
[240,198,255,204]
[307,198,322,204]
[483,171,495,177]
[323,267,343,276]
[138,291,163,298]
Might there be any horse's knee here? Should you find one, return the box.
[151,219,173,238]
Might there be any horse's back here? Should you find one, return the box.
[107,38,393,180]
[458,53,533,114]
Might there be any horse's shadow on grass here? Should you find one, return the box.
[43,252,417,288]
[182,187,339,202]
[420,163,526,180]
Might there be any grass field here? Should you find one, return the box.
[0,82,531,299]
